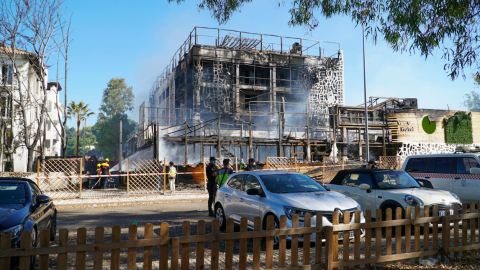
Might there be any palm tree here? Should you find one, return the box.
[67,101,95,156]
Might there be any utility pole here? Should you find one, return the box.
[362,13,370,162]
[185,122,188,164]
[249,107,253,159]
[119,120,122,172]
[82,118,86,160]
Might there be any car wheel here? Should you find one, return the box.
[264,214,280,249]
[50,214,57,241]
[215,204,226,231]
[30,228,37,270]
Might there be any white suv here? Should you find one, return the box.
[402,153,480,203]
[326,169,462,220]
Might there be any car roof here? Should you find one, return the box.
[406,153,479,158]
[0,177,37,185]
[234,170,305,176]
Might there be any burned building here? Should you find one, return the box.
[145,27,344,126]
[136,27,345,163]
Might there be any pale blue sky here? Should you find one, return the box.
[60,0,477,127]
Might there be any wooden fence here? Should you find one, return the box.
[1,203,480,270]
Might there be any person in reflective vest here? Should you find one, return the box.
[168,161,177,194]
[100,158,110,189]
[239,158,246,170]
[217,159,234,187]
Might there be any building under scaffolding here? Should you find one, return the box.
[135,27,346,163]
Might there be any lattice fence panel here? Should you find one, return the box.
[129,159,163,195]
[379,156,402,170]
[266,157,295,170]
[40,159,80,199]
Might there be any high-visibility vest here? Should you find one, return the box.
[217,168,231,187]
[168,167,177,178]
[239,163,246,170]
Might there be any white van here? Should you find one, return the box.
[401,153,480,203]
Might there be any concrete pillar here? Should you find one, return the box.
[270,66,277,113]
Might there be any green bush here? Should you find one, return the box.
[444,111,473,144]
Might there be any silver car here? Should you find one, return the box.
[214,171,365,244]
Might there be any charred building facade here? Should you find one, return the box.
[138,27,345,163]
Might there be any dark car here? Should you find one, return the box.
[0,178,57,269]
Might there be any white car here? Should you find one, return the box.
[214,171,365,245]
[326,169,462,221]
[402,153,480,203]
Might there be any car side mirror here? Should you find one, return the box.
[36,195,50,204]
[471,168,480,175]
[359,184,371,191]
[246,188,260,196]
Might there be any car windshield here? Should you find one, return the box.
[260,174,326,193]
[0,183,26,204]
[373,171,421,189]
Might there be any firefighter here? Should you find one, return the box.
[217,159,234,187]
[100,159,110,189]
[206,157,218,216]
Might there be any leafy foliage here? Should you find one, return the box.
[93,114,137,160]
[463,91,480,112]
[99,78,135,118]
[94,78,137,160]
[171,0,480,79]
[66,126,97,156]
[444,111,473,144]
[67,101,95,156]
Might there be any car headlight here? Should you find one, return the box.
[404,195,424,207]
[0,224,23,239]
[283,206,316,221]
[449,192,461,202]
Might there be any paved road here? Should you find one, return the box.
[57,200,213,233]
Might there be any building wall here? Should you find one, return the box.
[389,109,480,162]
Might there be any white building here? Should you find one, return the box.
[0,47,63,172]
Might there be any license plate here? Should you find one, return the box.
[338,231,354,240]
[438,210,454,216]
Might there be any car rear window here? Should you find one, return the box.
[405,158,429,172]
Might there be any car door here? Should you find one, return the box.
[454,157,480,203]
[238,174,263,227]
[427,157,455,192]
[332,173,377,217]
[27,183,48,231]
[223,175,245,221]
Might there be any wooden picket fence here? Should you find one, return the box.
[1,203,480,270]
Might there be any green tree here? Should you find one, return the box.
[94,78,137,160]
[67,101,95,156]
[66,126,97,156]
[170,0,480,79]
[99,78,135,118]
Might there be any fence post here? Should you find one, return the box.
[322,157,326,185]
[37,160,40,186]
[325,226,334,270]
[235,157,238,172]
[441,205,451,262]
[79,159,82,198]
[341,157,344,170]
[0,232,11,269]
[379,157,382,169]
[164,157,167,194]
[266,157,269,170]
[126,158,130,195]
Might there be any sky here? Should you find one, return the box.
[59,0,478,127]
